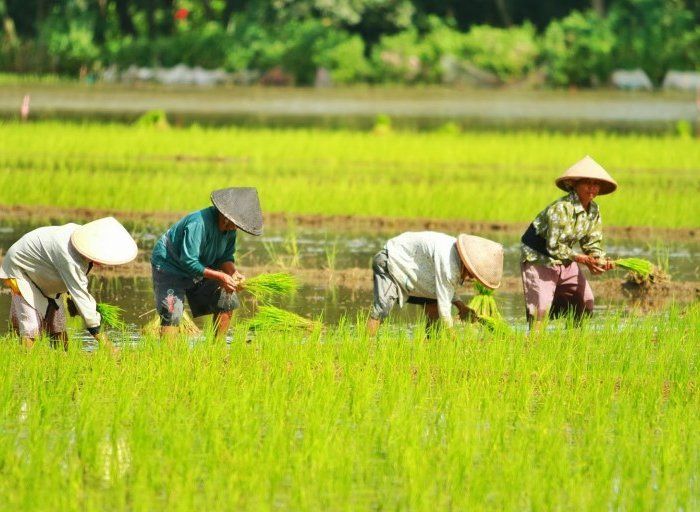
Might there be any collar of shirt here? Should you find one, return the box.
[568,191,599,218]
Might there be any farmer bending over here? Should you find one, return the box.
[151,187,263,340]
[367,231,503,335]
[0,217,137,350]
[520,155,617,331]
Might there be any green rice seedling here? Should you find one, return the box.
[96,302,126,330]
[242,273,298,302]
[248,305,321,332]
[468,282,501,319]
[142,311,201,337]
[614,258,655,279]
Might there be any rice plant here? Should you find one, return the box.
[96,302,126,330]
[242,273,298,302]
[141,311,201,336]
[248,305,321,332]
[614,258,655,279]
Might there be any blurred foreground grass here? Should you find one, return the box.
[0,303,698,510]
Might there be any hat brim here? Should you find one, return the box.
[456,235,503,290]
[210,188,263,236]
[555,177,617,195]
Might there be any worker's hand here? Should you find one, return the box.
[457,305,477,323]
[219,273,238,293]
[575,254,604,274]
[601,259,615,271]
[232,270,246,291]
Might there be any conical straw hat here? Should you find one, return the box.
[555,155,618,195]
[71,217,138,265]
[211,187,263,236]
[456,234,503,289]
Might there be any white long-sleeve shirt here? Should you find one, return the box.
[0,224,100,328]
[385,231,462,326]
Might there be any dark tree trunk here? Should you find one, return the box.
[222,0,236,27]
[494,0,512,26]
[591,0,605,15]
[160,0,174,35]
[94,0,108,45]
[115,0,136,36]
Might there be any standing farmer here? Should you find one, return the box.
[367,231,503,335]
[151,187,263,340]
[520,155,617,330]
[0,217,138,349]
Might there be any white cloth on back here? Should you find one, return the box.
[385,231,461,326]
[0,224,101,328]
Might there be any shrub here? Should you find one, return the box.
[460,23,540,82]
[542,10,615,86]
[609,0,699,84]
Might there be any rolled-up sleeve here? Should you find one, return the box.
[57,262,100,328]
[433,254,456,327]
[580,213,605,259]
[545,202,575,262]
[179,224,206,277]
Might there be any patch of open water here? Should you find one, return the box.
[1,222,697,341]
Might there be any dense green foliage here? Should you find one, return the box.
[0,121,697,228]
[0,0,698,86]
[0,304,697,509]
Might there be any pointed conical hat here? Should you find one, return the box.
[210,187,263,236]
[70,217,138,265]
[555,155,618,195]
[456,234,504,289]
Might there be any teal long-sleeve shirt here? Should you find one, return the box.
[151,206,236,278]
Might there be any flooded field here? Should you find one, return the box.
[1,84,697,132]
[1,221,697,339]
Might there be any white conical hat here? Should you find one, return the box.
[555,155,618,195]
[456,234,504,289]
[70,217,138,265]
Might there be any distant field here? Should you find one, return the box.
[0,305,698,509]
[0,122,698,228]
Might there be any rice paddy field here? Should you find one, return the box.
[0,121,698,227]
[1,119,699,509]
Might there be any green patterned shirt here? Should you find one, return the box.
[521,192,605,266]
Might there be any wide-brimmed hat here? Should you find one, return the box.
[71,217,138,265]
[456,234,503,289]
[555,155,618,195]
[210,187,263,236]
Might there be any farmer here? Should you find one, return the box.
[0,217,138,349]
[150,187,263,340]
[367,231,504,335]
[520,155,617,330]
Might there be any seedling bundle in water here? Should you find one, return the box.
[142,311,201,336]
[242,273,298,302]
[96,302,126,330]
[248,305,321,333]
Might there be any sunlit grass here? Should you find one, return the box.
[0,122,697,228]
[0,303,698,509]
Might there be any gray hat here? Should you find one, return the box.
[210,187,263,236]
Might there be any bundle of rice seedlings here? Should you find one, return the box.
[96,302,126,330]
[614,258,655,279]
[248,305,321,333]
[142,311,201,337]
[242,273,298,302]
[467,282,501,319]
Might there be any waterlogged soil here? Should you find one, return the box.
[1,207,698,335]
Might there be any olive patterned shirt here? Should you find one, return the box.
[521,192,605,266]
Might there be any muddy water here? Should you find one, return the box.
[1,223,698,338]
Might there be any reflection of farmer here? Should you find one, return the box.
[151,187,263,340]
[367,231,503,335]
[0,217,138,349]
[520,156,617,330]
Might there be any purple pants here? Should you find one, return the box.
[520,262,594,322]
